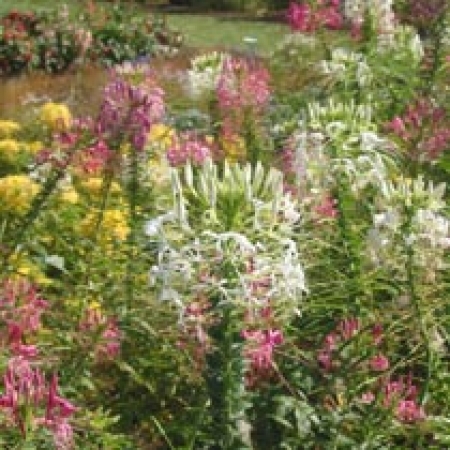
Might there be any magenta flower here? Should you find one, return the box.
[286,2,312,32]
[46,374,77,421]
[97,73,165,152]
[242,329,283,372]
[386,99,450,160]
[286,1,343,33]
[72,139,113,175]
[369,354,390,372]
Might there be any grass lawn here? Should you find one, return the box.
[0,0,289,56]
[165,14,288,55]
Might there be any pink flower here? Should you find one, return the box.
[317,349,333,371]
[286,1,343,33]
[396,400,425,422]
[361,391,375,404]
[242,329,283,372]
[339,317,359,340]
[79,308,122,361]
[324,332,337,351]
[320,6,343,29]
[166,132,213,167]
[286,2,312,32]
[314,195,338,219]
[369,354,390,372]
[217,57,270,112]
[78,140,112,174]
[386,117,407,138]
[371,323,383,346]
[0,280,48,355]
[350,20,363,41]
[386,99,450,160]
[46,375,77,421]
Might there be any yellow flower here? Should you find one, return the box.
[40,102,72,132]
[79,177,122,196]
[16,263,51,286]
[148,124,175,153]
[220,135,246,162]
[9,253,51,286]
[59,187,79,204]
[0,120,20,138]
[27,141,44,154]
[0,175,40,215]
[0,139,21,163]
[80,209,129,243]
[89,300,102,311]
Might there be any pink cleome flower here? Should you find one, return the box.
[0,357,76,448]
[369,354,390,372]
[167,132,213,167]
[0,279,48,357]
[242,329,283,383]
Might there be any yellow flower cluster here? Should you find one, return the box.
[79,177,122,196]
[59,186,79,204]
[13,256,51,286]
[0,175,40,215]
[0,139,44,165]
[40,102,72,132]
[0,139,21,164]
[0,120,20,138]
[27,141,44,154]
[80,209,130,243]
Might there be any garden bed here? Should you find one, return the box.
[0,0,449,449]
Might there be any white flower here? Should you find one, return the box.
[186,51,227,99]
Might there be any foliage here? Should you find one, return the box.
[0,3,183,76]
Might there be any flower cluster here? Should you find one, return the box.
[0,357,76,448]
[287,0,343,33]
[166,132,213,167]
[318,317,425,423]
[187,51,227,99]
[0,120,20,138]
[217,57,270,113]
[0,280,76,448]
[0,279,48,358]
[386,98,450,161]
[40,102,73,132]
[97,74,165,151]
[0,174,40,215]
[242,329,283,387]
[79,209,130,245]
[78,304,121,362]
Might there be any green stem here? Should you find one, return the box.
[404,207,432,405]
[204,299,249,449]
[125,145,139,310]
